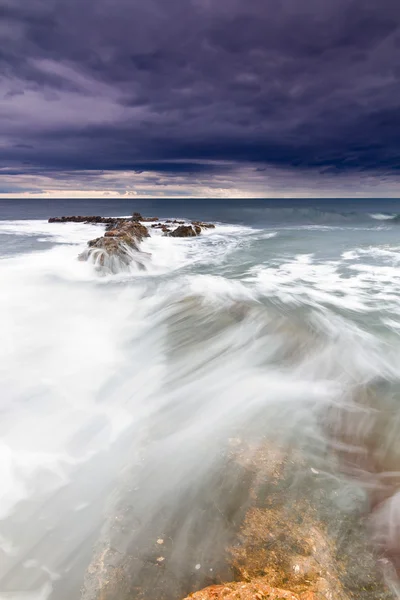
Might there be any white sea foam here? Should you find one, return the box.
[0,220,104,245]
[369,213,398,220]
[342,245,400,263]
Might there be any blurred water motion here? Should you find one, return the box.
[1,202,400,599]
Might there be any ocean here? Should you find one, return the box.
[1,197,400,599]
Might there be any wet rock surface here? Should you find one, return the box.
[168,222,215,237]
[132,212,159,222]
[48,213,218,271]
[80,454,253,600]
[79,438,394,600]
[191,221,216,230]
[181,440,394,600]
[182,578,302,599]
[49,216,121,224]
[169,225,199,238]
[152,223,172,233]
[78,220,149,271]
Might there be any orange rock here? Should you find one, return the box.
[182,577,300,600]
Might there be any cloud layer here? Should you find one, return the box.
[1,0,400,196]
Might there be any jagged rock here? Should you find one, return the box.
[79,220,149,270]
[165,221,215,237]
[169,225,198,238]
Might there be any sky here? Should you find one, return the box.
[1,0,400,198]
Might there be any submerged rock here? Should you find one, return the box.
[182,578,301,599]
[79,436,393,600]
[180,438,393,600]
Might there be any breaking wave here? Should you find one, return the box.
[369,213,399,221]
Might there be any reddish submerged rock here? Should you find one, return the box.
[182,579,304,600]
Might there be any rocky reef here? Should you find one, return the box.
[48,213,216,272]
[48,215,117,224]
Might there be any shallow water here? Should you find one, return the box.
[1,199,400,599]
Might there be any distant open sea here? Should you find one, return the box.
[1,197,400,599]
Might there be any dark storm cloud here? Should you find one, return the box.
[1,0,400,178]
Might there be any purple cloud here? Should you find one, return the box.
[1,0,400,194]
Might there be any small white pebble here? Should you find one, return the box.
[311,468,319,474]
[157,539,164,545]
[195,564,201,570]
[157,557,165,563]
[209,568,213,572]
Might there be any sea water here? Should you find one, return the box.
[1,198,400,598]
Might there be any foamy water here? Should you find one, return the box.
[1,202,400,599]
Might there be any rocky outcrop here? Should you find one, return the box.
[132,212,159,222]
[48,214,154,271]
[169,225,199,238]
[49,215,120,224]
[168,221,215,237]
[79,219,149,271]
[191,221,215,230]
[152,221,215,236]
[48,214,159,225]
[48,215,216,242]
